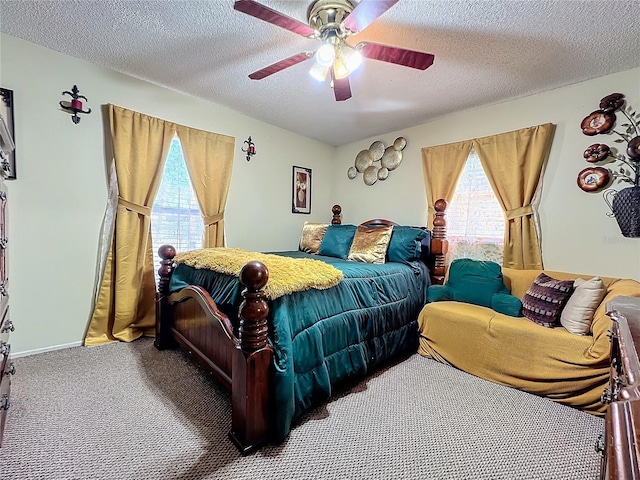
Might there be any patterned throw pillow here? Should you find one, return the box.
[299,222,328,254]
[347,225,393,264]
[522,273,574,328]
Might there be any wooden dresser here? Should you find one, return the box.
[0,174,12,447]
[600,296,640,479]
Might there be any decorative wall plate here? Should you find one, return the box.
[381,146,402,170]
[627,136,640,159]
[599,93,625,112]
[583,143,610,163]
[580,110,615,136]
[577,167,610,192]
[363,165,379,185]
[393,137,407,151]
[355,149,373,172]
[377,167,389,180]
[347,166,357,179]
[369,141,385,161]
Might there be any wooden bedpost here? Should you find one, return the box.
[229,260,273,455]
[155,244,177,350]
[331,204,342,224]
[430,199,448,285]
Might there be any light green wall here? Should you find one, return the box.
[332,67,640,280]
[0,34,335,354]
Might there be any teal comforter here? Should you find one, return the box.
[169,251,430,442]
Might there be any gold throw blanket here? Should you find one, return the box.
[174,247,344,299]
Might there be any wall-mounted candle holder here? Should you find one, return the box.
[241,136,256,161]
[59,85,91,124]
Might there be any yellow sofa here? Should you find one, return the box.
[418,268,640,415]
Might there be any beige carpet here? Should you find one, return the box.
[0,338,603,479]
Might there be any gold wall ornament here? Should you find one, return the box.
[354,149,373,172]
[393,137,407,150]
[347,136,407,185]
[363,165,378,185]
[369,141,385,161]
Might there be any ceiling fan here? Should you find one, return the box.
[233,0,435,101]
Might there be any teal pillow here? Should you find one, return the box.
[427,285,453,303]
[491,293,523,317]
[387,226,428,263]
[447,258,509,308]
[318,224,357,259]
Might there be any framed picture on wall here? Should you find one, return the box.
[0,88,16,180]
[292,165,311,214]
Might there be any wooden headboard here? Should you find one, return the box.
[330,201,448,285]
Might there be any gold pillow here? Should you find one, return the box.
[299,222,328,254]
[347,225,393,264]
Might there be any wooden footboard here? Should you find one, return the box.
[155,246,273,454]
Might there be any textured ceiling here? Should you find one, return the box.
[1,0,639,146]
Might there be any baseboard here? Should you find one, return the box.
[11,341,83,358]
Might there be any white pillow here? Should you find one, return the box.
[560,277,606,335]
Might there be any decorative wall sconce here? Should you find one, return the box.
[59,85,91,124]
[241,136,256,161]
[347,137,407,185]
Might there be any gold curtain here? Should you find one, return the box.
[472,123,555,269]
[176,125,234,247]
[85,105,174,345]
[421,140,472,228]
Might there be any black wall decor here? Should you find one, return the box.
[0,88,16,180]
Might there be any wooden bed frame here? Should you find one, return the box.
[154,200,448,454]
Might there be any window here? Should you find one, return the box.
[151,137,201,274]
[447,147,505,264]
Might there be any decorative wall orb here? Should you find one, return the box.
[355,149,373,172]
[381,146,403,170]
[393,137,407,151]
[347,166,357,179]
[369,141,385,161]
[363,165,379,185]
[377,167,389,180]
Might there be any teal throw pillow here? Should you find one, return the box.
[318,224,357,259]
[491,293,523,317]
[387,226,428,263]
[447,258,509,308]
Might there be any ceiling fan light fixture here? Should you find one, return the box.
[315,42,336,67]
[340,44,362,72]
[333,53,350,79]
[332,43,362,79]
[309,62,329,82]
